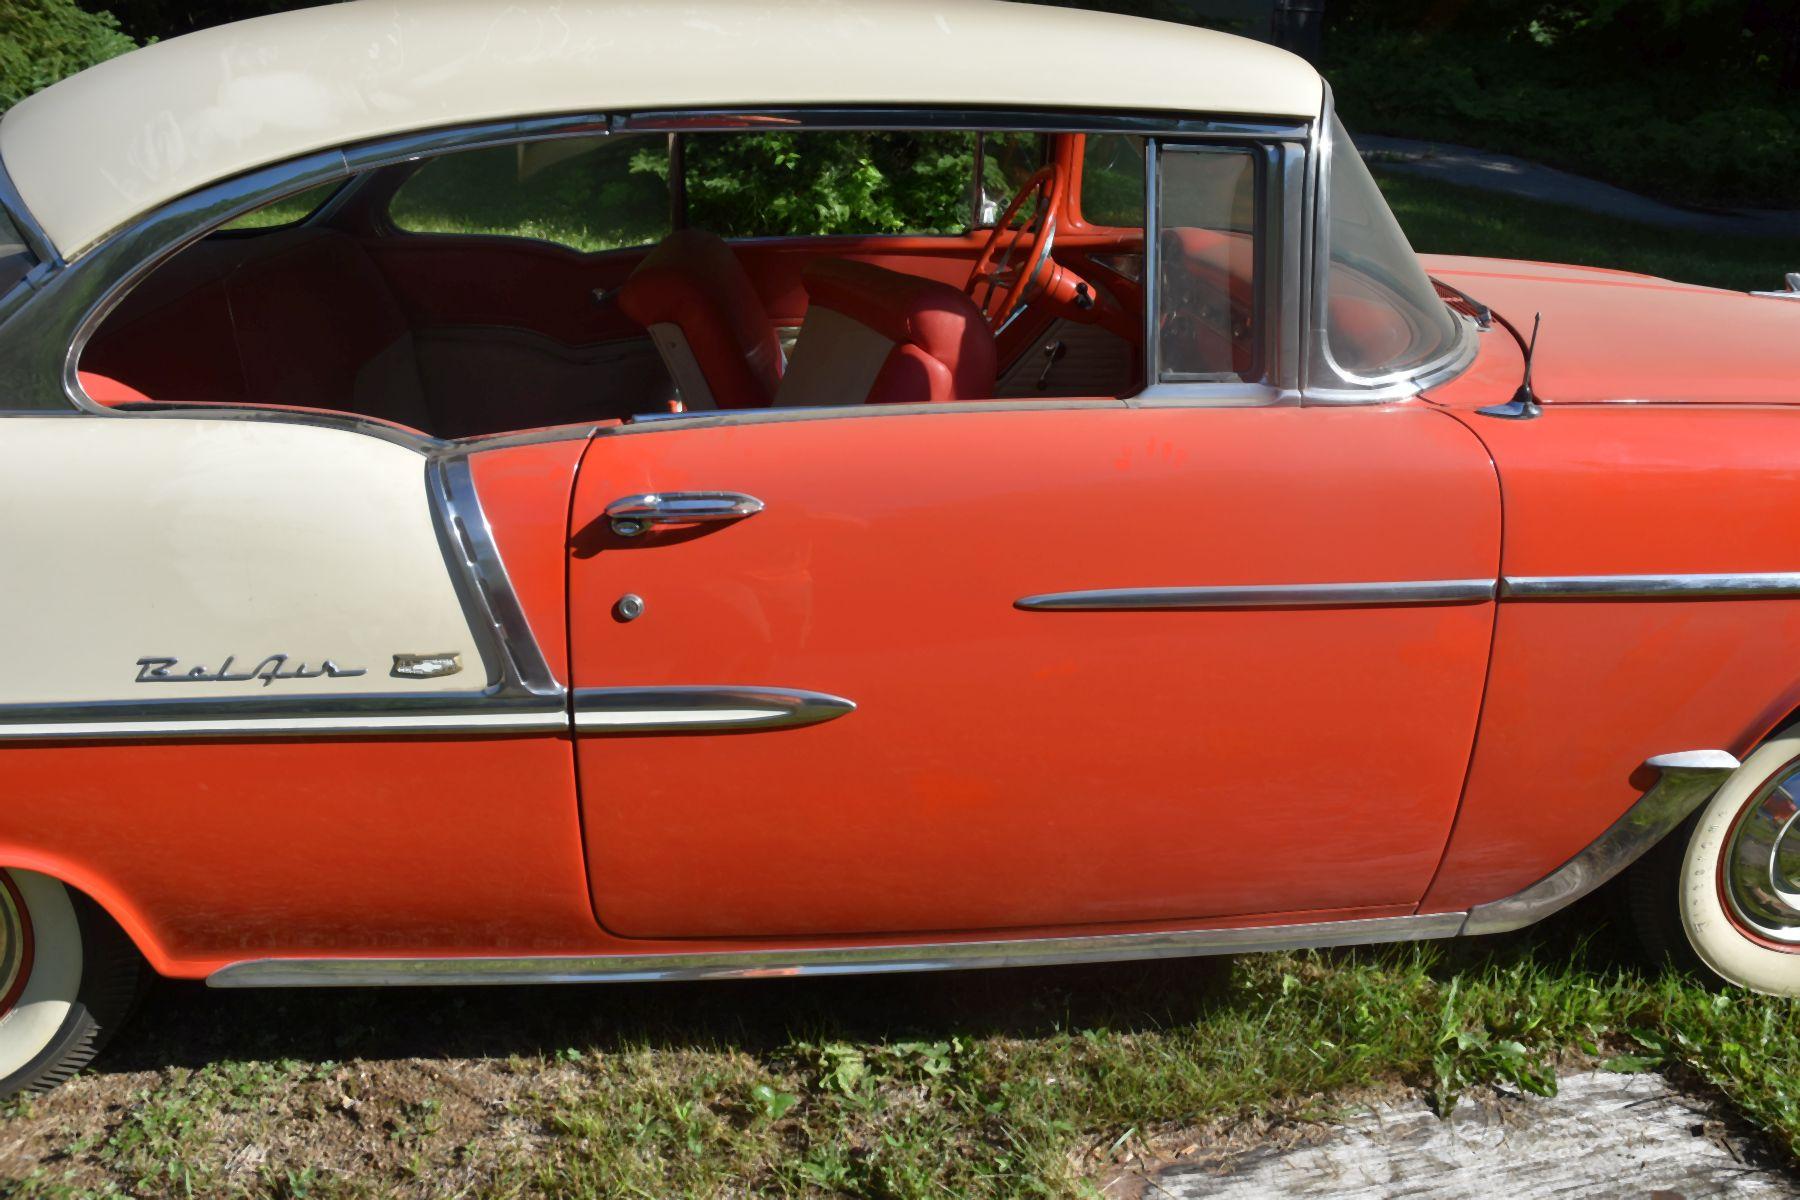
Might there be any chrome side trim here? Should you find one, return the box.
[0,692,567,741]
[572,686,855,733]
[1016,579,1495,611]
[1501,573,1800,599]
[425,452,562,698]
[1461,749,1741,936]
[206,911,1462,988]
[202,746,1743,986]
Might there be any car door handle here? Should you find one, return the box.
[605,492,765,537]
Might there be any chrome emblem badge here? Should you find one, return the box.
[134,655,368,686]
[391,652,463,680]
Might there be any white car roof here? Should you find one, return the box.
[0,0,1321,259]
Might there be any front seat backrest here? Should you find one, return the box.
[617,230,782,410]
[778,258,996,408]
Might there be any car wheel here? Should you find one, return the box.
[0,869,143,1098]
[1624,729,1800,994]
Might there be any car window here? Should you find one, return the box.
[683,131,979,238]
[1322,117,1461,378]
[389,134,672,252]
[1079,133,1146,227]
[217,182,342,232]
[976,132,1049,226]
[1156,145,1260,381]
[0,210,32,297]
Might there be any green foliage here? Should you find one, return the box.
[0,0,137,112]
[1328,3,1800,208]
[682,131,978,238]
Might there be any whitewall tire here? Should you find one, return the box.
[0,870,142,1097]
[1625,729,1800,994]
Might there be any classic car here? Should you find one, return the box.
[2,0,1799,1098]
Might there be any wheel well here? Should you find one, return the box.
[0,856,166,977]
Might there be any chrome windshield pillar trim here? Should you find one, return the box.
[1016,579,1496,611]
[572,686,855,733]
[1461,749,1741,936]
[425,452,562,699]
[206,911,1463,988]
[1502,573,1800,599]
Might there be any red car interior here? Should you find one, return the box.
[616,228,786,411]
[77,135,1150,436]
[779,257,997,406]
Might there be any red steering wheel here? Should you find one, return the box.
[964,164,1064,330]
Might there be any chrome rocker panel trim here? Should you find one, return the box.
[1502,572,1800,599]
[207,749,1738,987]
[573,686,855,733]
[208,912,1465,988]
[1461,749,1741,935]
[1016,579,1495,611]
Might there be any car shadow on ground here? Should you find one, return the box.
[87,893,1653,1081]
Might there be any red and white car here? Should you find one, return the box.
[2,0,1799,1096]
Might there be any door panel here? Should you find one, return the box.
[568,404,1499,939]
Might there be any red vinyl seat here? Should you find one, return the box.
[777,258,995,407]
[616,230,783,410]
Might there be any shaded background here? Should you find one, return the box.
[2,0,1797,209]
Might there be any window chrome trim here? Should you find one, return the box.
[1017,579,1495,611]
[208,912,1465,988]
[573,686,855,733]
[426,451,562,699]
[1501,572,1800,599]
[1300,85,1477,406]
[615,108,1311,141]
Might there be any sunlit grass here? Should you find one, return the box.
[5,915,1800,1197]
[1377,168,1800,293]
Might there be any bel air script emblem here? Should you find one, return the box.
[135,655,368,686]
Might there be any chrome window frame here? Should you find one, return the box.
[1300,85,1478,405]
[1140,139,1291,405]
[0,105,1314,427]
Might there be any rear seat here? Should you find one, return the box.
[81,229,432,433]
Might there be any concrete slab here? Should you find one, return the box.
[1150,1071,1796,1198]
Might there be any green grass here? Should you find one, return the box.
[1376,168,1800,293]
[5,918,1800,1197]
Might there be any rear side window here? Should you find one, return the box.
[217,182,341,232]
[390,134,672,252]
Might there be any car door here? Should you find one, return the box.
[566,400,1500,938]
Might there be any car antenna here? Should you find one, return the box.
[1478,313,1543,421]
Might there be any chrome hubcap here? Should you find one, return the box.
[0,876,25,1015]
[1725,767,1800,943]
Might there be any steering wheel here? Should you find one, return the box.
[964,164,1064,330]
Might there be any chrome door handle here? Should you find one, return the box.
[605,491,765,537]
